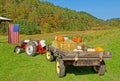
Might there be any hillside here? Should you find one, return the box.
[0,0,104,34]
[105,18,120,27]
[0,0,120,34]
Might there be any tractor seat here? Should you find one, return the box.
[23,40,30,43]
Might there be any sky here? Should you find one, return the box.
[41,0,120,20]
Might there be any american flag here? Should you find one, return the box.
[8,24,19,44]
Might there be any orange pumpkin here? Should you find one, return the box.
[73,38,78,42]
[95,47,104,52]
[56,36,64,42]
[78,37,82,42]
[73,37,82,42]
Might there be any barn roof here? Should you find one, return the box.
[0,16,12,21]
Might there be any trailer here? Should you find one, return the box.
[45,45,112,77]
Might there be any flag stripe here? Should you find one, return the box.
[8,24,19,44]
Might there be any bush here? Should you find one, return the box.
[45,23,52,33]
[14,19,41,35]
[0,23,8,34]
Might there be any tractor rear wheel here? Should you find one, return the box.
[25,41,36,56]
[56,58,65,78]
[92,61,106,75]
[14,46,21,54]
[45,51,54,62]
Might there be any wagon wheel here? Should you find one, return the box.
[25,41,36,56]
[14,46,21,54]
[92,60,106,75]
[56,58,65,78]
[45,51,54,62]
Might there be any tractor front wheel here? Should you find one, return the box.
[14,46,21,54]
[56,58,65,78]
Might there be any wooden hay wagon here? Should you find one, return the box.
[45,45,111,77]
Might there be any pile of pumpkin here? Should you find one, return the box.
[52,36,82,52]
[52,36,104,52]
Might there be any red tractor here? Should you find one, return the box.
[14,40,46,56]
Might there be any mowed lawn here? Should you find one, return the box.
[0,28,120,81]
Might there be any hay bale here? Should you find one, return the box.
[52,41,62,49]
[51,36,88,52]
[52,39,78,52]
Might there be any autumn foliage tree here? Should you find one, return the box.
[0,0,119,34]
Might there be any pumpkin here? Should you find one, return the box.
[78,37,82,42]
[73,38,78,42]
[95,47,104,52]
[56,36,64,42]
[73,37,82,42]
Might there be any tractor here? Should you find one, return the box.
[14,40,46,56]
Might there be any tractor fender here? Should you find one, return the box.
[39,40,46,47]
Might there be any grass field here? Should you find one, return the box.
[0,28,120,81]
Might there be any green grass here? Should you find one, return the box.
[0,28,120,81]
